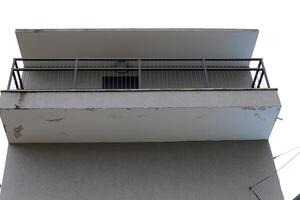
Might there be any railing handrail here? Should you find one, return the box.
[14,58,263,61]
[7,57,270,90]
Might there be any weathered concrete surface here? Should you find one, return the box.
[0,90,281,143]
[16,29,258,59]
[0,141,283,200]
[0,89,280,109]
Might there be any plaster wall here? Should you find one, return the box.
[0,141,283,200]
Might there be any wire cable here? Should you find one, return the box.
[250,188,261,200]
[250,150,300,189]
[249,150,300,199]
[273,145,300,159]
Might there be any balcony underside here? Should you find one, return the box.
[0,89,280,143]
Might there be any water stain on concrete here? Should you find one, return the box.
[84,108,97,112]
[107,114,123,119]
[13,125,23,139]
[241,106,257,111]
[59,132,68,136]
[258,106,267,111]
[46,118,64,122]
[254,113,266,121]
[137,114,148,118]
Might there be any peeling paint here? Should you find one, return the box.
[13,125,23,139]
[46,118,64,122]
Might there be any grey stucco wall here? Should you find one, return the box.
[0,141,283,200]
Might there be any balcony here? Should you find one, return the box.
[0,58,280,143]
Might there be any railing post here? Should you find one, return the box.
[7,59,16,90]
[202,59,209,88]
[12,70,19,90]
[14,60,24,89]
[72,59,79,89]
[251,59,261,88]
[257,70,264,88]
[138,59,142,89]
[260,59,271,88]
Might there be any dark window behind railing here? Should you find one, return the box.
[7,58,270,90]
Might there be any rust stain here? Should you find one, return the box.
[13,125,23,139]
[46,118,64,122]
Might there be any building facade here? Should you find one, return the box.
[0,29,283,199]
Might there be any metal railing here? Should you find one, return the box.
[7,58,271,90]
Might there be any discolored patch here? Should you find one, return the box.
[241,106,257,111]
[258,106,267,111]
[13,125,23,139]
[137,114,148,118]
[46,118,64,122]
[84,108,97,112]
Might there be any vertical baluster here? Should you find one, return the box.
[251,59,261,88]
[14,60,24,89]
[138,59,142,89]
[202,59,209,88]
[72,59,78,89]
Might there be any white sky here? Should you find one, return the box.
[0,0,299,199]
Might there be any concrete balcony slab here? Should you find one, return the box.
[0,89,281,143]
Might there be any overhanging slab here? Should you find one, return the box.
[16,29,258,59]
[0,89,280,143]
